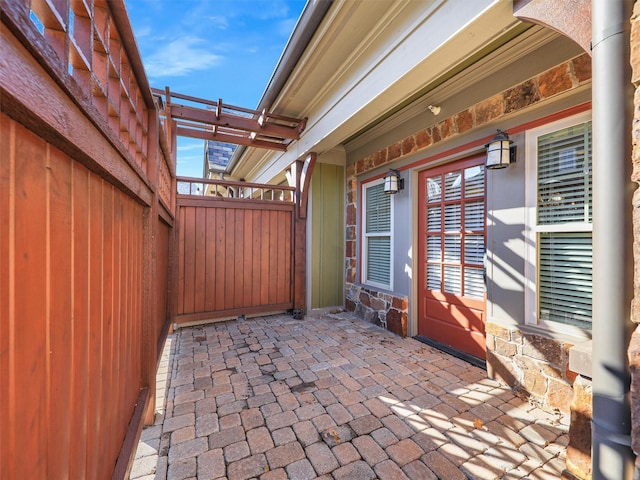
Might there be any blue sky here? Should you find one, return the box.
[126,0,307,177]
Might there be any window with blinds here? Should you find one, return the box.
[534,119,592,329]
[363,181,392,288]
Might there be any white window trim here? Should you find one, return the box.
[524,111,592,337]
[362,178,395,291]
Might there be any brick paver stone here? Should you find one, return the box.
[266,410,298,430]
[168,437,208,464]
[305,442,340,475]
[352,435,388,466]
[265,441,305,469]
[349,414,383,436]
[386,438,424,466]
[218,399,248,417]
[195,413,219,437]
[380,415,414,439]
[162,413,195,434]
[325,403,353,425]
[247,392,276,409]
[460,454,508,479]
[240,408,264,431]
[170,426,195,445]
[370,427,399,449]
[374,459,411,480]
[197,449,225,480]
[224,441,250,463]
[293,420,321,447]
[285,459,316,480]
[129,455,157,479]
[402,460,438,480]
[271,427,296,446]
[295,403,326,421]
[520,424,558,447]
[332,460,376,480]
[421,451,467,480]
[260,468,288,480]
[208,425,245,449]
[246,426,274,454]
[226,453,268,480]
[332,442,361,466]
[219,413,242,430]
[167,458,196,480]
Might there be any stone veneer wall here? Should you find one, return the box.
[345,284,408,337]
[485,323,576,414]
[629,0,640,474]
[345,53,591,339]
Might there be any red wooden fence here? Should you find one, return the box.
[175,178,295,324]
[1,1,175,478]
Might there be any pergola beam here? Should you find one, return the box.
[176,125,288,151]
[151,88,307,152]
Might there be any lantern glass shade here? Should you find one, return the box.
[383,170,403,194]
[384,172,398,194]
[486,130,514,169]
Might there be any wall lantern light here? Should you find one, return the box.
[383,169,404,194]
[485,130,517,169]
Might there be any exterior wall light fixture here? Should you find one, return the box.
[485,129,517,169]
[383,169,404,194]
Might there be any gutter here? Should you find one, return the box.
[591,0,635,478]
[228,0,333,175]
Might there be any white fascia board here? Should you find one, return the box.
[253,0,518,184]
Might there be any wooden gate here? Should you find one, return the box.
[175,177,297,324]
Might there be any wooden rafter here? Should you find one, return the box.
[151,88,306,151]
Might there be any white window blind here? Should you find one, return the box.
[535,120,592,329]
[363,182,392,288]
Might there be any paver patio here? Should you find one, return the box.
[130,312,569,480]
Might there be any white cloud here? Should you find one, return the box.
[145,36,222,78]
[207,15,229,30]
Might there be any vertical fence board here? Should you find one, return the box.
[269,211,278,304]
[225,209,235,310]
[177,207,185,314]
[183,207,195,314]
[113,191,124,453]
[15,128,48,476]
[260,210,270,306]
[252,211,262,307]
[194,207,206,312]
[215,208,226,309]
[234,210,244,309]
[243,210,253,307]
[102,184,115,459]
[70,164,89,479]
[13,126,48,479]
[47,147,73,479]
[87,174,104,479]
[205,208,216,311]
[0,113,13,480]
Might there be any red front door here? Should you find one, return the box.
[417,156,487,360]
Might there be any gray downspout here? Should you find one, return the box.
[591,0,635,478]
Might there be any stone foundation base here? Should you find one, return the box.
[566,376,592,480]
[344,283,408,337]
[486,321,576,415]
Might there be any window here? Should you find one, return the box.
[526,113,592,330]
[362,180,393,289]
